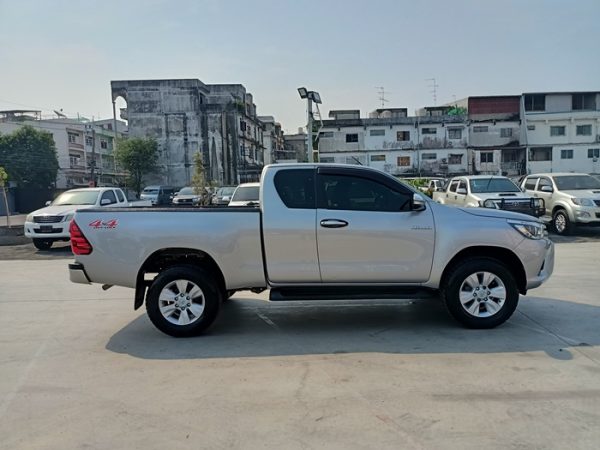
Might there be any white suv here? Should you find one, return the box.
[520,173,600,235]
[24,187,129,250]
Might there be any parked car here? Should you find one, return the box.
[432,175,544,217]
[212,186,236,205]
[520,172,600,235]
[419,178,446,197]
[140,185,176,206]
[172,187,202,207]
[24,187,129,250]
[228,182,260,206]
[68,164,554,337]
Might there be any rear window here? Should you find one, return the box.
[232,186,260,201]
[274,169,315,209]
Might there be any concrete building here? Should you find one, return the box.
[0,110,127,189]
[317,108,469,176]
[258,116,292,164]
[467,96,524,176]
[283,129,308,163]
[111,79,270,187]
[521,91,600,174]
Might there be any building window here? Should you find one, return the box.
[396,131,410,141]
[448,128,462,139]
[397,156,410,166]
[68,132,78,144]
[85,136,93,146]
[240,120,246,132]
[448,154,463,164]
[588,148,600,158]
[524,94,545,111]
[561,149,573,159]
[480,152,494,163]
[550,126,566,136]
[572,93,596,111]
[320,156,335,163]
[370,155,386,162]
[369,129,385,136]
[527,125,536,131]
[473,126,488,133]
[100,140,108,149]
[529,147,552,161]
[319,131,333,138]
[421,127,436,135]
[576,125,592,136]
[346,133,359,143]
[500,128,513,138]
[421,153,437,160]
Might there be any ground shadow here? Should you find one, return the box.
[106,295,600,361]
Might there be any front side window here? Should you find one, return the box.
[274,169,315,209]
[524,178,538,190]
[537,178,553,191]
[318,174,411,212]
[448,180,459,193]
[116,190,125,202]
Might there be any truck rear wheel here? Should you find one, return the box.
[441,258,519,329]
[146,265,220,337]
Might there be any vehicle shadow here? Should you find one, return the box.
[549,227,600,244]
[105,295,599,361]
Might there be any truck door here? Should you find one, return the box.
[315,167,435,283]
[261,168,322,283]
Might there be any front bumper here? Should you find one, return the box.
[24,221,70,239]
[572,206,600,225]
[69,263,91,284]
[523,238,555,290]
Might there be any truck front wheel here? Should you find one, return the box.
[146,265,220,337]
[553,209,572,235]
[33,239,53,250]
[441,258,519,329]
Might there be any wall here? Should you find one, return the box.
[469,121,520,147]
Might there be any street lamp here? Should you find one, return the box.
[297,87,322,163]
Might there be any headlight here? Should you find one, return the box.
[508,220,545,240]
[571,197,594,207]
[26,214,33,222]
[63,213,74,222]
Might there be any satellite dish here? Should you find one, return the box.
[54,110,67,118]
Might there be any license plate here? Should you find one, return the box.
[40,225,53,233]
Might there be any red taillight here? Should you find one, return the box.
[70,221,93,255]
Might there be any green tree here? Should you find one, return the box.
[0,166,11,227]
[114,137,159,197]
[0,125,59,189]
[190,152,211,206]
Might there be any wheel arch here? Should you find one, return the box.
[440,246,527,295]
[135,248,226,310]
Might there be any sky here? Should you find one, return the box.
[1,0,599,133]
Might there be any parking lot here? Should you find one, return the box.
[1,236,600,449]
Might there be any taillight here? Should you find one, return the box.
[70,221,93,255]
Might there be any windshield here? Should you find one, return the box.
[177,187,195,195]
[469,178,521,193]
[142,188,158,194]
[553,175,600,190]
[232,186,260,201]
[218,187,236,196]
[53,190,99,206]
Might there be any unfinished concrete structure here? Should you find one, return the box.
[111,79,266,187]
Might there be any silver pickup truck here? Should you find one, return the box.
[69,164,554,337]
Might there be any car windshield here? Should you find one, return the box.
[469,178,521,193]
[219,187,236,196]
[553,175,600,190]
[232,186,260,201]
[143,188,159,194]
[52,190,99,206]
[177,187,195,195]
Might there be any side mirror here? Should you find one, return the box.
[101,198,112,206]
[45,200,52,206]
[457,187,467,195]
[412,193,427,212]
[540,186,553,193]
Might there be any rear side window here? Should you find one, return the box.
[449,180,459,193]
[116,189,125,202]
[101,190,117,205]
[524,178,537,190]
[274,169,315,209]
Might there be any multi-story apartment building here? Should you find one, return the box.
[283,129,308,163]
[317,108,469,176]
[521,91,600,174]
[112,79,272,186]
[258,116,292,164]
[0,110,127,189]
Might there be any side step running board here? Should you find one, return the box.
[269,286,438,301]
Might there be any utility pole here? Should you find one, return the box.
[307,97,313,163]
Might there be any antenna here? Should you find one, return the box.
[375,86,389,108]
[53,109,66,118]
[426,78,439,105]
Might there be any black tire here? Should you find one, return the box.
[146,265,220,337]
[552,209,572,235]
[33,239,53,250]
[441,258,519,329]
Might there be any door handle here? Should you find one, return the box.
[320,219,348,228]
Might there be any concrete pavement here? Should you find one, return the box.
[0,243,599,449]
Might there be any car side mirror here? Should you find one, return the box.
[45,200,52,206]
[540,186,553,193]
[101,198,112,206]
[411,193,427,212]
[457,188,467,195]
